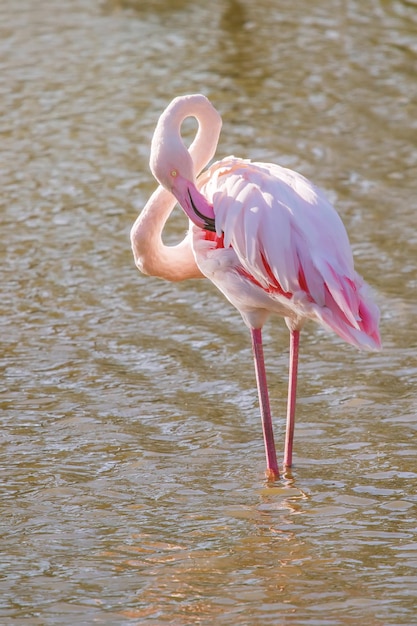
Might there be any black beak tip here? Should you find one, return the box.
[188,189,216,232]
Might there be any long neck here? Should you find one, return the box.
[130,96,222,281]
[130,184,202,281]
[177,95,223,176]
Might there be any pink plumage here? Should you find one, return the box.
[194,156,380,351]
[131,94,381,480]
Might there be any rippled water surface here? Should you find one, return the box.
[1,0,417,623]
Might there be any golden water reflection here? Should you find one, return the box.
[1,0,416,623]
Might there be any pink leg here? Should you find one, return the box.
[284,329,300,468]
[250,328,280,480]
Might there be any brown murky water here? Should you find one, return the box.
[1,0,416,623]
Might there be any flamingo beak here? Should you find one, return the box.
[186,186,216,232]
[171,176,216,232]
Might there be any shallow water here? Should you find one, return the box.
[1,0,417,623]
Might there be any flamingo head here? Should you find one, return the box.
[149,99,216,233]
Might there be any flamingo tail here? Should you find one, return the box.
[315,269,381,351]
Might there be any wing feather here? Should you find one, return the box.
[196,156,380,350]
[201,157,362,318]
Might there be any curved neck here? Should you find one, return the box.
[130,95,222,282]
[174,95,223,176]
[130,184,202,281]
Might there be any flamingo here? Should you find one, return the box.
[130,94,381,480]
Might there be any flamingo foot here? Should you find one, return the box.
[265,467,280,481]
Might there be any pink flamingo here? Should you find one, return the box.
[130,94,381,479]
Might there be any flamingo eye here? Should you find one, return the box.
[171,169,178,178]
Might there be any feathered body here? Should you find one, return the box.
[193,156,380,350]
[130,94,381,479]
